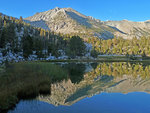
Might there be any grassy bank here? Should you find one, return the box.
[0,62,68,112]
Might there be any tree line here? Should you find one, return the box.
[0,14,86,59]
[88,36,150,57]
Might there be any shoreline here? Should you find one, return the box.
[41,58,150,63]
[1,56,150,67]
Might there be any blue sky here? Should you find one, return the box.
[0,0,150,21]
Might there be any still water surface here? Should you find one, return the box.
[8,62,150,113]
[9,92,150,113]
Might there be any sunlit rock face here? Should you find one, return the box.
[104,20,150,39]
[25,7,150,39]
[24,7,115,39]
[37,62,150,106]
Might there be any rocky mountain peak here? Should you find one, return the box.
[54,7,61,11]
[24,7,150,39]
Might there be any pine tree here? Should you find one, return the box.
[3,20,7,27]
[0,28,6,48]
[19,16,23,23]
[40,29,44,37]
[22,35,33,58]
[34,38,43,58]
[67,36,86,58]
[91,48,98,58]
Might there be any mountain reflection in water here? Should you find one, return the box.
[8,62,150,113]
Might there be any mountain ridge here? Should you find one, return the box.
[24,7,115,39]
[24,7,150,39]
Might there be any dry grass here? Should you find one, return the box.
[0,62,68,112]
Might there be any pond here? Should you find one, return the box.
[8,92,150,113]
[1,62,150,113]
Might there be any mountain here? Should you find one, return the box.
[104,20,150,39]
[25,7,150,39]
[24,7,115,39]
